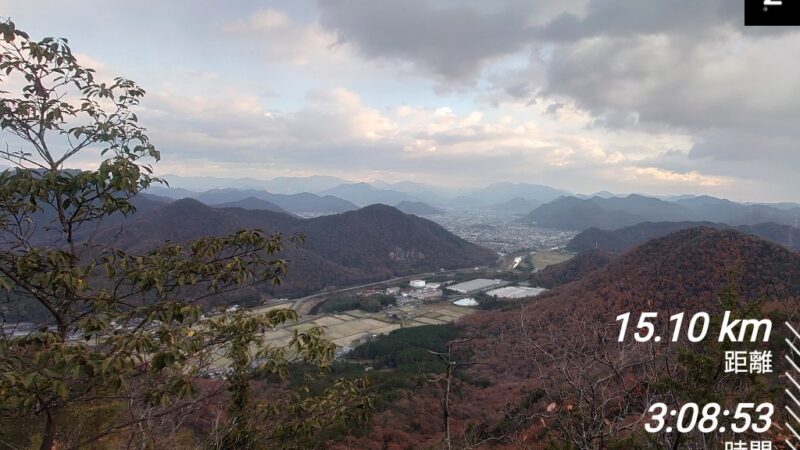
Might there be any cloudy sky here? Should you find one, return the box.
[3,0,799,201]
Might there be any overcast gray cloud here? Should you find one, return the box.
[317,0,800,132]
[317,0,582,82]
[538,0,740,41]
[544,31,800,129]
[536,10,800,201]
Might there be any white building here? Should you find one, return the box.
[386,286,401,295]
[447,278,505,294]
[409,279,426,288]
[408,287,441,300]
[453,298,478,307]
[486,286,547,299]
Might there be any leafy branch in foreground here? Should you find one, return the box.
[0,19,368,449]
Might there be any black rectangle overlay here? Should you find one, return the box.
[745,0,800,26]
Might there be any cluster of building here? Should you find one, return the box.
[447,279,548,299]
[380,277,547,308]
[387,279,444,304]
[432,211,577,253]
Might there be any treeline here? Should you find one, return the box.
[312,294,396,314]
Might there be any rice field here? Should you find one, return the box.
[261,302,476,350]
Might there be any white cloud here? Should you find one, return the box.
[624,167,731,187]
[131,74,732,193]
[224,9,291,31]
[222,8,346,66]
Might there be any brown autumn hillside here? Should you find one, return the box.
[336,227,800,449]
[545,227,800,317]
[92,198,497,299]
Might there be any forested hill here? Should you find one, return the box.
[548,227,800,315]
[212,197,292,214]
[521,194,691,230]
[91,199,496,297]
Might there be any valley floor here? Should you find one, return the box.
[254,301,475,352]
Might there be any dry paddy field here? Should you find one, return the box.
[529,249,574,270]
[203,302,476,369]
[259,302,476,349]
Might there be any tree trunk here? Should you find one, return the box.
[444,364,452,450]
[40,411,57,450]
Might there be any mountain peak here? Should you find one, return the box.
[165,197,213,213]
[347,203,420,221]
[578,226,800,308]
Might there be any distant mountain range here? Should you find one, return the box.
[371,180,442,194]
[154,175,800,218]
[567,220,800,253]
[467,182,569,205]
[148,186,358,215]
[320,183,420,207]
[158,177,575,209]
[91,199,496,299]
[523,194,800,230]
[163,174,449,197]
[675,195,800,224]
[488,197,542,214]
[581,190,617,199]
[263,175,351,194]
[761,201,800,210]
[212,197,291,215]
[394,201,445,216]
[150,176,800,230]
